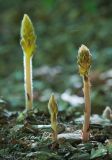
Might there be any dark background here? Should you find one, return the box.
[0,0,112,114]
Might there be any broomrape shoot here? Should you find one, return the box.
[20,14,37,111]
[48,94,58,142]
[77,44,92,142]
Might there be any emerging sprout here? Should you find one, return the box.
[102,106,112,120]
[48,94,58,142]
[77,44,92,142]
[20,14,37,110]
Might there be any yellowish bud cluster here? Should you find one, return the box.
[77,44,92,76]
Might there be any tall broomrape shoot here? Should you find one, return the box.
[48,94,58,142]
[20,14,36,110]
[77,44,92,142]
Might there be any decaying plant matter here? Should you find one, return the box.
[20,14,37,111]
[77,44,92,142]
[48,94,58,142]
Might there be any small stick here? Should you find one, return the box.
[77,44,92,142]
[48,94,58,142]
[20,14,37,110]
[15,124,51,129]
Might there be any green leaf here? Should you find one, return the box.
[107,143,112,154]
[90,144,107,159]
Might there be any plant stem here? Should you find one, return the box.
[51,113,57,142]
[83,75,91,142]
[24,55,33,110]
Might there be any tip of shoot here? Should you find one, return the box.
[23,14,29,20]
[77,44,92,76]
[78,44,89,54]
[20,14,37,57]
[48,94,58,115]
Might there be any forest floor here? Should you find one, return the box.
[0,105,112,160]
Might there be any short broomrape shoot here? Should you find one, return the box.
[48,94,58,142]
[20,14,36,110]
[102,106,112,120]
[77,44,92,142]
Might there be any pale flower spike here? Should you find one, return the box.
[20,14,37,111]
[20,14,36,57]
[77,44,92,76]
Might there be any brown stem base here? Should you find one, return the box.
[82,75,91,142]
